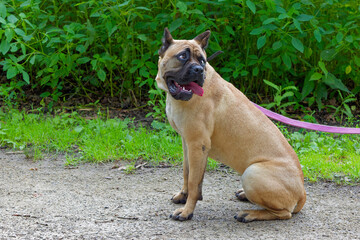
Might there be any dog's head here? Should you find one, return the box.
[156,28,210,101]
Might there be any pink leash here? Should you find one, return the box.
[252,102,360,134]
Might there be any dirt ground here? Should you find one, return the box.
[0,150,359,240]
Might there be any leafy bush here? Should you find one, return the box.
[0,0,359,113]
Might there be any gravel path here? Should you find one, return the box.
[0,150,359,239]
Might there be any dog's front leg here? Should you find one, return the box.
[171,137,189,204]
[170,142,208,221]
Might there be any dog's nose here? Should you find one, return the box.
[193,65,204,74]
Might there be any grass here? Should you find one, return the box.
[0,109,359,184]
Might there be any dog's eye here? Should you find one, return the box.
[178,53,187,61]
[200,59,206,66]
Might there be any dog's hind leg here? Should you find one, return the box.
[235,162,305,222]
[235,209,292,223]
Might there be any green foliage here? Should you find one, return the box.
[278,124,360,183]
[326,90,357,122]
[0,0,359,113]
[262,79,300,115]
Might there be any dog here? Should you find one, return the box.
[155,28,306,222]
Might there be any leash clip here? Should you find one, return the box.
[207,51,223,62]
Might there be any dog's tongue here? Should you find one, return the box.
[185,82,204,96]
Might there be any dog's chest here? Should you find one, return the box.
[165,99,185,134]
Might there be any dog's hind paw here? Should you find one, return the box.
[171,192,187,204]
[235,189,249,202]
[234,212,251,223]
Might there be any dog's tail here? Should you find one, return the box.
[293,192,306,214]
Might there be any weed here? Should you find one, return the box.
[124,164,136,174]
[262,80,300,115]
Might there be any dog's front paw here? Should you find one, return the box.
[171,191,188,204]
[169,208,194,221]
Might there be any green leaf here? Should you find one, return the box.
[0,39,10,55]
[73,125,84,133]
[7,66,18,79]
[345,65,352,75]
[30,55,36,65]
[343,104,353,118]
[20,0,31,7]
[188,9,203,15]
[301,0,315,7]
[345,35,353,43]
[118,1,130,8]
[22,71,30,84]
[257,35,266,49]
[281,92,294,100]
[272,41,282,50]
[0,3,7,18]
[176,1,187,13]
[293,19,302,33]
[263,18,276,25]
[296,14,313,22]
[14,28,26,37]
[302,76,315,100]
[335,32,343,43]
[7,15,18,24]
[252,67,259,76]
[354,56,360,67]
[246,0,256,14]
[129,66,138,73]
[313,29,321,43]
[304,47,313,59]
[40,91,50,98]
[323,73,350,93]
[250,27,263,35]
[310,72,322,81]
[263,79,280,91]
[282,53,291,69]
[276,6,286,14]
[137,34,147,41]
[139,66,149,78]
[278,13,289,19]
[318,61,328,75]
[97,69,106,81]
[135,6,150,11]
[291,37,304,53]
[169,18,183,32]
[5,28,14,42]
[77,57,91,64]
[76,45,86,53]
[225,26,235,36]
[320,49,337,61]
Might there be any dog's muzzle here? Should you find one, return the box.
[164,64,205,101]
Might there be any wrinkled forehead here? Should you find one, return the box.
[165,39,206,58]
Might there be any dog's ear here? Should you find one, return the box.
[194,30,211,49]
[158,28,174,57]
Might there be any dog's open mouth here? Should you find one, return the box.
[171,80,203,96]
[167,79,204,100]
